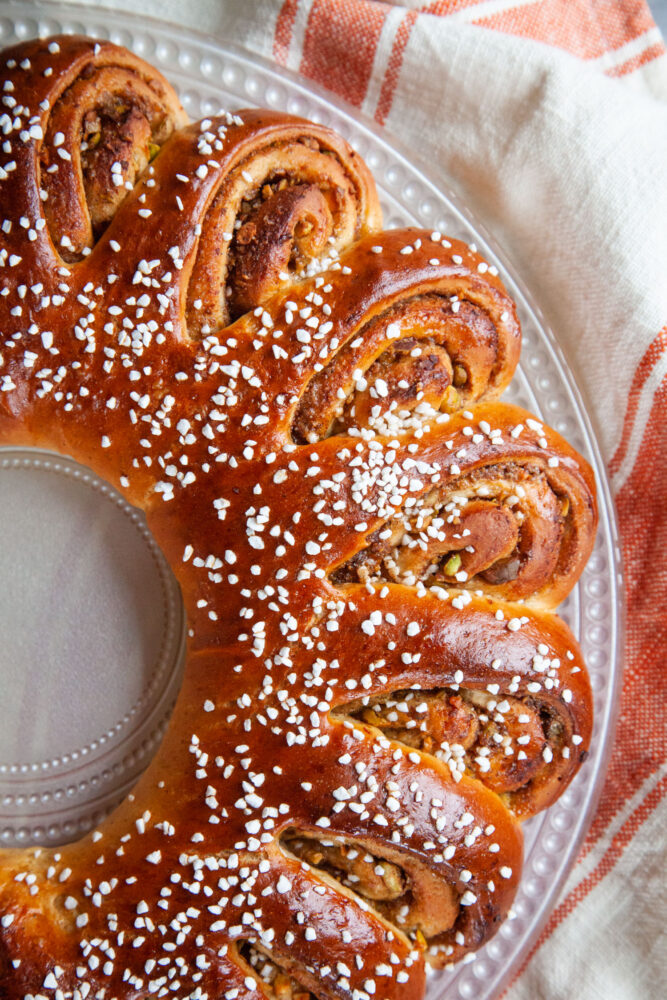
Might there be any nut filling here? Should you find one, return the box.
[185,130,380,338]
[282,833,459,942]
[332,463,570,602]
[292,290,515,446]
[345,687,558,802]
[226,176,335,320]
[40,66,185,260]
[237,940,315,1000]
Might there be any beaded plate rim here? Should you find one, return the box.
[0,446,187,845]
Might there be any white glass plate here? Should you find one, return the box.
[0,4,624,999]
[0,447,186,845]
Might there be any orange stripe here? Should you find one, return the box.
[273,0,300,66]
[587,373,667,844]
[608,326,667,479]
[475,0,655,60]
[419,0,489,13]
[299,0,387,107]
[375,9,418,126]
[506,774,667,989]
[606,39,667,77]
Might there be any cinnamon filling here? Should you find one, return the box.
[293,296,500,444]
[227,182,333,319]
[237,941,315,1000]
[79,99,168,233]
[282,836,406,902]
[282,833,459,941]
[332,464,567,597]
[186,138,368,337]
[333,337,457,432]
[41,67,178,259]
[348,687,551,797]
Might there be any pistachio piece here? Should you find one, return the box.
[441,384,460,412]
[453,364,468,386]
[443,553,462,575]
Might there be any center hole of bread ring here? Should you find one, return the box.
[0,448,185,848]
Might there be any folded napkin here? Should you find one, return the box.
[56,1,667,996]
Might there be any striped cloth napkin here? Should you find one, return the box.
[65,0,667,996]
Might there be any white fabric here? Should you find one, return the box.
[381,18,667,468]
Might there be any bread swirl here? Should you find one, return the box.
[0,35,596,1000]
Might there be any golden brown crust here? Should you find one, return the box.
[324,399,597,609]
[291,230,522,443]
[0,34,595,1000]
[181,107,382,336]
[2,34,187,263]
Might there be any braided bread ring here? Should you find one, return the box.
[0,35,595,1000]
